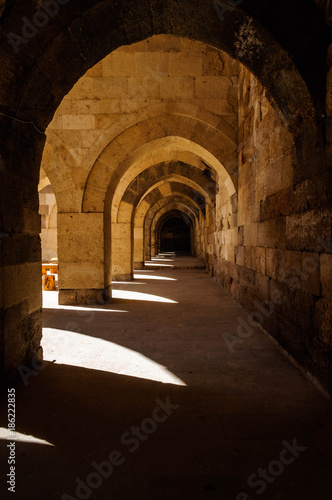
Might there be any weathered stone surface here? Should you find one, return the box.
[260,188,294,221]
[0,6,331,398]
[320,254,332,300]
[314,298,332,347]
[286,210,332,252]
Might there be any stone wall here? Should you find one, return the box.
[0,0,330,394]
[39,184,57,263]
[41,36,238,296]
[0,122,44,379]
[214,66,332,392]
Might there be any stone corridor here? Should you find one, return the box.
[1,2,332,499]
[1,263,331,500]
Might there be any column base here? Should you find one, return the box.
[59,287,112,305]
[112,273,133,281]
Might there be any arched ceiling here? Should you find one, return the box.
[156,210,194,235]
[0,0,327,132]
[119,162,216,214]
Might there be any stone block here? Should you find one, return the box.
[202,50,239,76]
[3,234,41,267]
[243,223,258,247]
[266,248,301,286]
[103,53,136,76]
[265,155,294,198]
[238,266,256,290]
[128,76,160,99]
[195,76,232,99]
[94,77,128,99]
[68,77,94,100]
[239,158,255,189]
[112,223,131,241]
[159,76,194,99]
[260,188,294,221]
[62,114,95,130]
[58,262,104,289]
[202,98,236,115]
[300,251,320,296]
[135,52,169,76]
[314,299,332,346]
[240,245,250,268]
[58,289,77,305]
[95,114,120,129]
[257,217,287,248]
[251,247,266,274]
[58,213,104,263]
[266,248,284,280]
[293,174,331,213]
[23,209,41,234]
[255,170,267,203]
[237,226,244,245]
[234,245,244,267]
[4,302,30,372]
[3,262,41,310]
[321,254,332,300]
[169,52,202,76]
[286,210,332,252]
[254,272,270,301]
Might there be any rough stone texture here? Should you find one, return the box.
[214,65,332,393]
[1,267,332,498]
[0,2,331,397]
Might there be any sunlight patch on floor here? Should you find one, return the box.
[133,274,177,281]
[143,263,174,267]
[0,428,55,446]
[112,289,177,303]
[42,328,186,386]
[42,292,128,312]
[112,281,146,285]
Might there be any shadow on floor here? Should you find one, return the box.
[1,268,332,499]
[0,361,331,500]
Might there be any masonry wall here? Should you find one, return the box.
[42,36,238,295]
[39,185,57,263]
[0,122,44,378]
[214,66,332,391]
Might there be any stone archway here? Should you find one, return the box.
[0,2,330,392]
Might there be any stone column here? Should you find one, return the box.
[58,213,108,304]
[111,222,133,281]
[134,227,144,269]
[0,119,44,383]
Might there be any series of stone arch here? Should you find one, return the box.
[1,0,331,393]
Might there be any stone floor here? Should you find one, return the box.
[1,259,332,500]
[144,252,206,270]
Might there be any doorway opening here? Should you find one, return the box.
[159,216,192,255]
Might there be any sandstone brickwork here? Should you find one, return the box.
[0,2,330,394]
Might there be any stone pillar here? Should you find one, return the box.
[111,222,133,280]
[0,118,44,383]
[134,227,144,269]
[144,224,151,262]
[58,213,108,304]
